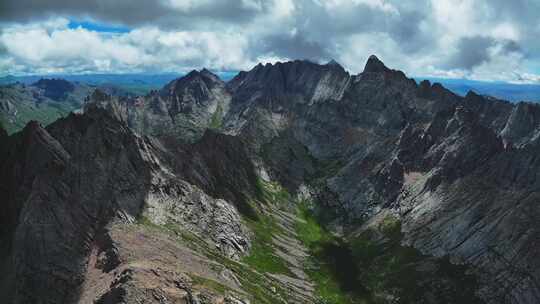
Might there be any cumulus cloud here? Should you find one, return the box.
[0,0,538,83]
[0,22,255,74]
[445,36,514,70]
[0,0,268,28]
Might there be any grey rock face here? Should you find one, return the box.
[363,55,390,73]
[145,178,250,260]
[226,60,350,105]
[501,101,540,146]
[223,59,351,144]
[0,107,253,303]
[85,69,231,142]
[0,110,152,303]
[155,129,262,220]
[395,110,540,302]
[3,55,540,304]
[217,57,540,303]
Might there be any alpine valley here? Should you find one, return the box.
[1,56,539,304]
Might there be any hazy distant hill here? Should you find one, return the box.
[0,72,238,95]
[418,77,540,102]
[0,79,128,134]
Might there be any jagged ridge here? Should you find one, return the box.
[2,55,540,304]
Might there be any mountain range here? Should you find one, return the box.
[0,73,240,97]
[0,79,130,134]
[1,56,539,304]
[2,72,540,105]
[422,78,540,103]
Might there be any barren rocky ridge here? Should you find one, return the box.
[1,55,539,303]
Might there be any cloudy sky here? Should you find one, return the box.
[1,0,540,83]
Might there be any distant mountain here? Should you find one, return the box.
[0,72,238,96]
[418,77,540,102]
[0,75,18,85]
[0,79,129,134]
[85,68,230,142]
[3,73,540,103]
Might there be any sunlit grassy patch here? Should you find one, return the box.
[242,215,293,276]
[296,202,374,304]
[209,103,223,129]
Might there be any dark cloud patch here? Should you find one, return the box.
[486,0,540,22]
[0,0,266,28]
[295,1,390,40]
[256,31,331,61]
[481,0,540,60]
[388,9,433,54]
[282,0,436,58]
[503,40,522,53]
[237,0,409,66]
[0,44,7,56]
[0,0,160,25]
[446,36,495,70]
[445,36,523,70]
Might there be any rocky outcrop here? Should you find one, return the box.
[0,107,254,303]
[363,55,390,73]
[145,178,250,259]
[160,69,226,116]
[155,129,262,220]
[0,110,152,303]
[217,57,540,303]
[223,59,351,147]
[85,69,231,142]
[80,222,251,304]
[226,60,350,106]
[395,111,540,302]
[501,101,540,146]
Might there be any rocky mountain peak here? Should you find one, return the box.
[501,101,540,145]
[416,79,456,101]
[227,59,350,106]
[465,90,483,100]
[363,54,390,73]
[326,58,339,65]
[326,58,341,67]
[200,68,219,80]
[161,69,224,98]
[89,88,111,102]
[184,68,220,81]
[22,119,41,131]
[325,58,347,73]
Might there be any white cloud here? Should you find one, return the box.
[0,0,538,83]
[492,22,520,41]
[165,0,206,11]
[0,21,254,75]
[319,0,398,15]
[271,0,295,18]
[0,24,145,74]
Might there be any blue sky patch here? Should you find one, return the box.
[68,20,130,33]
